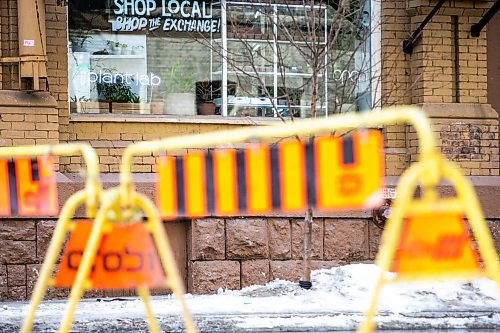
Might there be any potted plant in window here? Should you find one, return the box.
[196,80,216,115]
[164,59,196,116]
[97,77,140,114]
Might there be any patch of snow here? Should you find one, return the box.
[0,264,498,331]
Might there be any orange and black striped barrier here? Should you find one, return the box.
[0,156,58,217]
[157,130,384,218]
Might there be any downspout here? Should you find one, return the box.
[17,0,48,90]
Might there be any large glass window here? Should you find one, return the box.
[68,0,372,118]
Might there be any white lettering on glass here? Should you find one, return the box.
[111,0,220,32]
[83,71,161,87]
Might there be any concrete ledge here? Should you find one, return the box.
[420,103,498,120]
[0,90,57,108]
[71,113,283,126]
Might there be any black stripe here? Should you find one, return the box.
[7,161,18,215]
[270,146,281,208]
[175,157,185,216]
[236,150,247,211]
[305,140,317,206]
[30,158,40,181]
[342,136,355,165]
[205,152,215,214]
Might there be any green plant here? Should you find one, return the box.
[164,59,195,93]
[97,77,139,103]
[69,30,93,51]
[107,40,124,48]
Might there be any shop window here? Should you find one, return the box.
[68,0,374,118]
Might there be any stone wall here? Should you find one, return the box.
[2,214,499,300]
[187,217,381,293]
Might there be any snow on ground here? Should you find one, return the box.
[0,264,498,332]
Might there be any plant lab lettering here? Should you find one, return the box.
[81,71,161,87]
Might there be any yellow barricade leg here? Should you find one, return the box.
[441,158,500,285]
[137,286,161,333]
[58,195,111,333]
[357,161,422,333]
[136,192,197,333]
[20,190,88,333]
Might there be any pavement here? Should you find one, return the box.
[0,296,498,332]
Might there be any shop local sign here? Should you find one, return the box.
[112,0,220,33]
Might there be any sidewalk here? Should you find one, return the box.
[1,264,498,332]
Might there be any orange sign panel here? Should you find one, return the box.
[0,157,58,217]
[393,213,481,275]
[55,221,166,290]
[157,130,384,219]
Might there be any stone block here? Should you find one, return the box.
[189,261,240,294]
[368,223,383,260]
[0,265,7,301]
[268,218,291,259]
[0,241,36,264]
[291,218,324,260]
[36,220,57,261]
[324,219,369,263]
[27,264,70,300]
[8,286,26,301]
[241,260,270,288]
[310,260,339,271]
[226,218,268,259]
[7,265,26,286]
[270,260,302,282]
[0,221,36,240]
[190,218,225,260]
[487,220,499,254]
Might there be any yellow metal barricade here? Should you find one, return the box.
[54,188,196,333]
[357,153,500,333]
[0,144,101,333]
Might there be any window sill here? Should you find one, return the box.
[70,113,286,125]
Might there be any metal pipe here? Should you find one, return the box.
[471,0,500,37]
[403,0,447,54]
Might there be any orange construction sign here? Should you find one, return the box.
[0,157,58,217]
[157,130,384,219]
[54,221,166,290]
[393,213,481,276]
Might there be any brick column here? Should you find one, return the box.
[406,0,492,104]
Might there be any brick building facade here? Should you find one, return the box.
[0,0,499,301]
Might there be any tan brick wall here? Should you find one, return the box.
[0,0,19,90]
[45,0,70,142]
[0,91,59,147]
[380,1,411,176]
[63,121,245,173]
[406,103,499,175]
